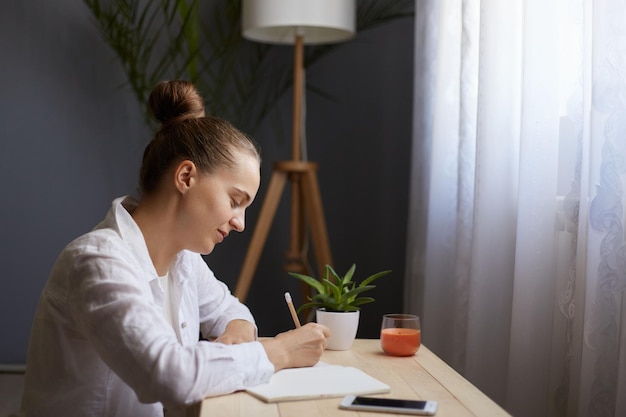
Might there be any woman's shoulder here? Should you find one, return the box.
[60,196,132,255]
[65,227,125,255]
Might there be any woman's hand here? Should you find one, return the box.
[260,323,331,371]
[213,319,257,345]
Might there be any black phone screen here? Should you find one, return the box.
[352,397,429,410]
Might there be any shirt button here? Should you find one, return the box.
[181,322,187,329]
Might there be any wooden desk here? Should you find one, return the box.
[192,339,511,416]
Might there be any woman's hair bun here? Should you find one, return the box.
[148,80,205,126]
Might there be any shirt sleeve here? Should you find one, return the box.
[189,255,256,339]
[67,240,274,408]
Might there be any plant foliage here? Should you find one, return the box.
[289,264,391,312]
[82,0,414,133]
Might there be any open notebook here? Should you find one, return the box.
[245,363,391,403]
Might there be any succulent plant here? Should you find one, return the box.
[289,264,391,313]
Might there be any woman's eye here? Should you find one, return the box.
[231,199,241,209]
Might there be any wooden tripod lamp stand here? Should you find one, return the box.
[236,0,356,302]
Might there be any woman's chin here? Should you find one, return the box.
[208,242,219,254]
[194,242,216,256]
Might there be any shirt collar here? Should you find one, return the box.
[102,196,189,286]
[99,196,159,282]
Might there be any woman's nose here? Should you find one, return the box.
[230,213,245,232]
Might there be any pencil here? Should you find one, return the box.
[284,292,301,328]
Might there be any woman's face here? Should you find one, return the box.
[180,151,260,255]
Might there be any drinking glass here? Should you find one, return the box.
[380,314,421,356]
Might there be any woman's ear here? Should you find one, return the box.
[174,160,197,193]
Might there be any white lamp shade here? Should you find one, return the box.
[242,0,356,45]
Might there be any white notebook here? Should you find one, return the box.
[245,363,391,403]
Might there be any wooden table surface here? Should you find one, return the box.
[191,339,512,416]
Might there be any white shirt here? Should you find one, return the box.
[158,273,176,330]
[20,196,274,417]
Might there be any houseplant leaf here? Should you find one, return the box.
[289,264,391,313]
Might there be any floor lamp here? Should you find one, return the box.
[235,0,356,302]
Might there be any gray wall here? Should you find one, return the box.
[0,1,414,364]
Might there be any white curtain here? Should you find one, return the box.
[406,0,626,416]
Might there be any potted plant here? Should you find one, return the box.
[289,264,391,350]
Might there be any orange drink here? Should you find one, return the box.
[380,314,421,356]
[380,328,421,356]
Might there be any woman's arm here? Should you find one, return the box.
[213,319,256,344]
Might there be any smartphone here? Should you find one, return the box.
[339,395,438,415]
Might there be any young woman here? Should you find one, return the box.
[19,80,330,417]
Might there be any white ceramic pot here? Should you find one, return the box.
[316,309,360,350]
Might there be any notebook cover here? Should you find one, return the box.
[245,364,391,403]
